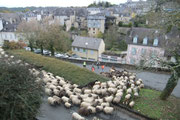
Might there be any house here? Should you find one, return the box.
[0,19,20,46]
[126,28,165,66]
[87,15,105,37]
[71,36,105,60]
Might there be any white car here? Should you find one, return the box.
[55,53,64,58]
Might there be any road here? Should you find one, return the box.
[73,63,180,98]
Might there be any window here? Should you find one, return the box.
[83,49,86,52]
[80,48,83,53]
[141,48,146,55]
[130,58,135,64]
[133,36,138,44]
[153,38,158,46]
[75,47,78,51]
[143,37,148,45]
[131,48,137,55]
[90,50,94,55]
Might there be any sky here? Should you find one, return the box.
[0,0,139,8]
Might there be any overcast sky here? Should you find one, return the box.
[0,0,139,8]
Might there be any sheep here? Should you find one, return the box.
[123,86,127,90]
[87,106,96,114]
[103,107,114,114]
[108,88,117,94]
[45,88,52,95]
[101,102,110,107]
[72,112,85,120]
[104,96,113,103]
[134,92,139,97]
[62,96,69,103]
[78,107,91,116]
[83,97,94,103]
[95,99,103,103]
[53,96,61,104]
[84,89,92,94]
[129,101,135,107]
[65,102,71,108]
[113,96,121,103]
[73,88,82,93]
[72,97,81,105]
[116,91,123,97]
[53,89,60,96]
[125,94,131,100]
[126,88,132,94]
[139,84,144,88]
[47,97,55,105]
[136,81,141,85]
[73,84,78,88]
[96,105,103,112]
[81,102,92,108]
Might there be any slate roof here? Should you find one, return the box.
[126,27,164,47]
[72,36,103,50]
[0,20,17,32]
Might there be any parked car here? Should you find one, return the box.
[69,54,82,59]
[55,53,64,58]
[43,50,50,55]
[34,49,41,54]
[24,47,31,51]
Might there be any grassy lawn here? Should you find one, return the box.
[134,89,180,120]
[7,50,108,86]
[7,49,180,120]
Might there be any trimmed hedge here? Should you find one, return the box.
[0,60,42,120]
[8,50,108,86]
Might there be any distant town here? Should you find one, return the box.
[0,0,179,67]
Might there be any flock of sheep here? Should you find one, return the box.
[0,47,144,120]
[39,67,144,120]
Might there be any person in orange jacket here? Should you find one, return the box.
[101,64,105,72]
[91,63,95,72]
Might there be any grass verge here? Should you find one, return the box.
[7,50,108,86]
[134,89,180,119]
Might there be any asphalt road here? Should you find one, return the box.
[74,63,180,98]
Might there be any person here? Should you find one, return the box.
[96,60,100,69]
[83,61,86,67]
[101,64,105,72]
[91,63,95,72]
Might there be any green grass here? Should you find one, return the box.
[134,89,180,120]
[7,50,108,86]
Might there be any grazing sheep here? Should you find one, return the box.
[65,102,71,108]
[72,112,85,120]
[125,94,131,100]
[134,92,139,97]
[126,88,132,94]
[103,107,114,114]
[129,101,135,107]
[53,96,61,104]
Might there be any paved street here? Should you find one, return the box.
[73,63,180,98]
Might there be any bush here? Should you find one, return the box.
[0,61,42,120]
[3,41,26,50]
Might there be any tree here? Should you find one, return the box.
[118,21,123,27]
[96,31,104,39]
[17,20,39,51]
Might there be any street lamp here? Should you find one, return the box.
[85,42,88,59]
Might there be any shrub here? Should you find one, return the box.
[0,61,42,120]
[3,41,26,50]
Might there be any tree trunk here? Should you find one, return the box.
[160,73,178,100]
[50,45,54,56]
[40,45,43,55]
[29,41,33,52]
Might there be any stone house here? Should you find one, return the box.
[87,15,105,37]
[71,36,105,60]
[126,28,165,66]
[0,19,20,46]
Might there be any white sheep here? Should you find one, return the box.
[134,92,139,97]
[125,94,131,100]
[73,88,82,93]
[101,102,110,107]
[84,89,91,94]
[72,97,81,105]
[47,97,55,105]
[103,107,114,114]
[53,89,60,96]
[113,96,121,103]
[62,96,69,103]
[105,96,113,103]
[80,102,92,108]
[53,96,61,104]
[127,88,132,94]
[129,101,135,107]
[72,112,85,120]
[87,106,96,113]
[65,102,71,108]
[45,88,52,95]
